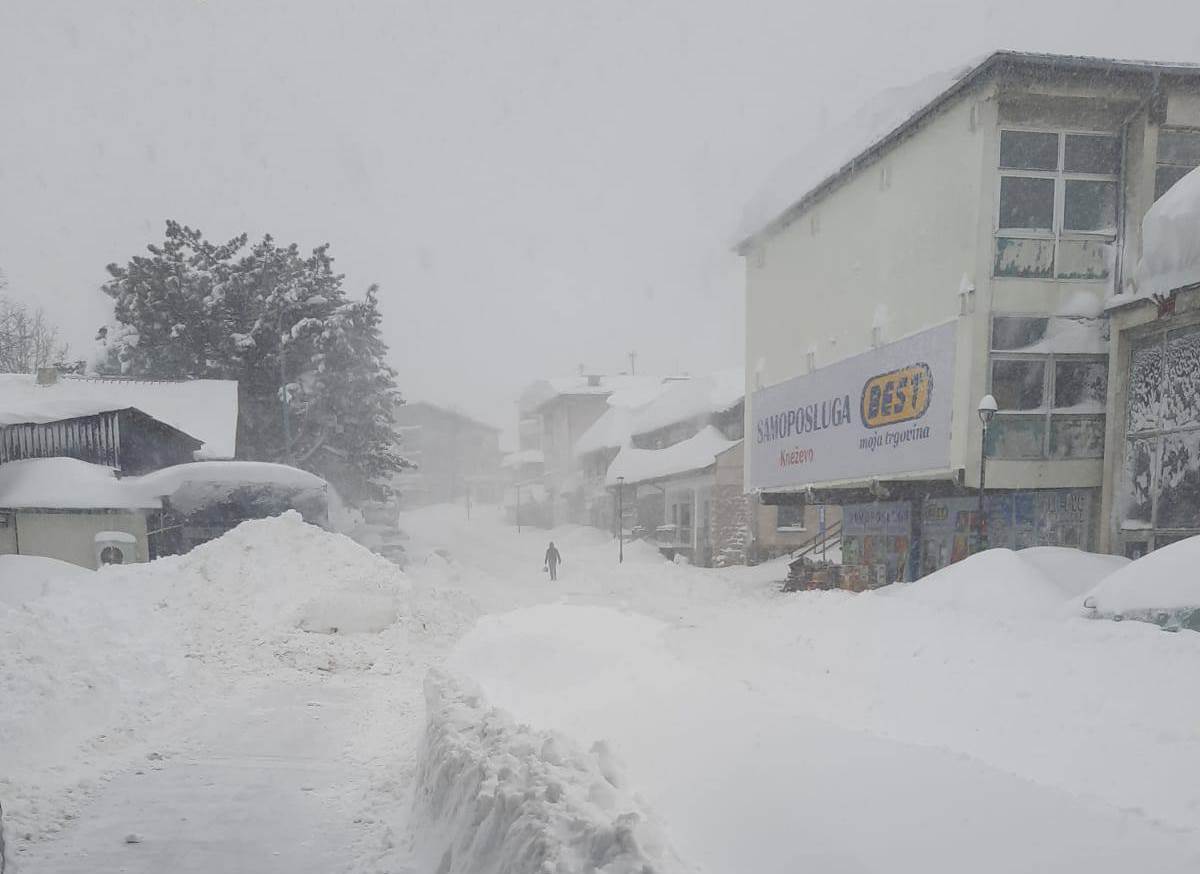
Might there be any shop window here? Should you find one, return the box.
[992,316,1049,350]
[1049,416,1105,458]
[1062,180,1117,233]
[991,360,1045,410]
[994,237,1055,279]
[1155,129,1200,201]
[1063,133,1121,174]
[1127,342,1163,433]
[989,321,1108,459]
[999,177,1055,230]
[995,129,1119,280]
[1157,430,1200,529]
[1054,360,1107,410]
[1120,325,1200,540]
[776,503,806,531]
[1122,438,1156,528]
[1161,324,1200,429]
[986,415,1046,458]
[1000,130,1059,170]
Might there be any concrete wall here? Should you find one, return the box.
[9,510,149,569]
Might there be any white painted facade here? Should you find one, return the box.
[743,55,1200,558]
[0,509,150,569]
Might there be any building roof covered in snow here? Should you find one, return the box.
[737,51,1200,251]
[1133,165,1200,299]
[0,458,162,510]
[130,461,327,515]
[605,427,740,486]
[0,374,238,459]
[517,374,669,415]
[501,448,545,468]
[574,405,634,457]
[629,369,744,438]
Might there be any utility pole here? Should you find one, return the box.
[516,484,521,533]
[628,350,638,375]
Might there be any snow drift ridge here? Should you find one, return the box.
[410,670,692,874]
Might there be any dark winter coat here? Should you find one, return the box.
[544,545,562,567]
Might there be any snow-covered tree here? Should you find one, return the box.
[0,272,71,373]
[100,221,408,502]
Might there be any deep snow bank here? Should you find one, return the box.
[1085,534,1200,613]
[0,554,90,606]
[875,546,1126,619]
[1,512,473,849]
[410,670,691,874]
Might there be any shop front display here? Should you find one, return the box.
[840,501,913,587]
[920,488,1094,575]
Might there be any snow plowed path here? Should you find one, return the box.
[17,678,371,874]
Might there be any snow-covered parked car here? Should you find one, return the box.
[1082,536,1200,632]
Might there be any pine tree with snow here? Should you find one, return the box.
[99,221,408,502]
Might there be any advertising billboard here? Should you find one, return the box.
[749,321,957,491]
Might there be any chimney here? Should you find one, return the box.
[36,367,59,386]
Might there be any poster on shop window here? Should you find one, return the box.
[749,321,956,491]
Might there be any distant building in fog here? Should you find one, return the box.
[394,401,502,507]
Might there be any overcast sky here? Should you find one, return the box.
[2,1,1198,445]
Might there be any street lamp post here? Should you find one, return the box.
[976,394,998,553]
[616,476,625,564]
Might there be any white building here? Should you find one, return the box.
[599,370,830,566]
[738,51,1200,582]
[515,373,666,525]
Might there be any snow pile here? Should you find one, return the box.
[879,548,1070,619]
[0,554,90,606]
[605,426,738,486]
[1085,534,1200,613]
[447,606,690,727]
[161,511,409,651]
[1018,315,1106,355]
[1018,546,1128,599]
[1136,165,1200,298]
[880,547,1125,619]
[0,512,463,847]
[409,669,692,874]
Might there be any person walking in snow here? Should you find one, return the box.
[544,541,562,581]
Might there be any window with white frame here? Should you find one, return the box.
[994,129,1119,280]
[1155,128,1200,201]
[986,315,1108,459]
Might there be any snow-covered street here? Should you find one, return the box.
[4,506,1200,873]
